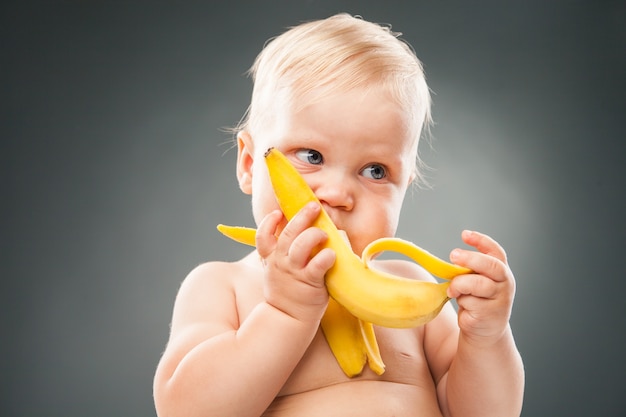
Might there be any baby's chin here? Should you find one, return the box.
[341,231,373,256]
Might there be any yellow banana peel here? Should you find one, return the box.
[217,147,472,376]
[216,223,384,376]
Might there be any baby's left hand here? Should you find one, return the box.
[447,230,516,345]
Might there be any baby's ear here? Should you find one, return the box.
[236,131,254,195]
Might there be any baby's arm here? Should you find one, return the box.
[427,230,524,417]
[153,203,334,417]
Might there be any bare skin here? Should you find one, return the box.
[153,87,524,417]
[156,250,448,417]
[154,222,523,417]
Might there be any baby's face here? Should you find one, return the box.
[243,87,417,255]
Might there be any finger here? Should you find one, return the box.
[288,227,329,267]
[447,273,498,300]
[461,230,507,263]
[453,295,500,336]
[256,210,283,258]
[306,247,336,286]
[276,202,321,255]
[450,249,509,282]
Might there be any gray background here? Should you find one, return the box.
[3,1,625,416]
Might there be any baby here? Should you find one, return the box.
[154,13,524,417]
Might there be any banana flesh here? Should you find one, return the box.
[217,147,472,376]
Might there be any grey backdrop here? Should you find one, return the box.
[4,1,625,416]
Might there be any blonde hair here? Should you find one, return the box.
[237,13,432,180]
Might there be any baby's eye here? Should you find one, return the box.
[361,164,387,180]
[295,149,324,165]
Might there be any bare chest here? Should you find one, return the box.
[233,274,436,396]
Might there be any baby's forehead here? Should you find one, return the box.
[259,86,418,148]
[286,84,421,133]
[283,82,408,114]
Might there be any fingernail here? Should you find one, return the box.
[450,249,461,262]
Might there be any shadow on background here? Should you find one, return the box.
[3,1,625,416]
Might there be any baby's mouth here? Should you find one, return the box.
[336,230,354,251]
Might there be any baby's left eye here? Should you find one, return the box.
[361,164,387,180]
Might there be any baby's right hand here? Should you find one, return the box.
[256,202,335,323]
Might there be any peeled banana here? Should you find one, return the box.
[217,147,472,375]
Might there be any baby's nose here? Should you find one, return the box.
[314,175,354,211]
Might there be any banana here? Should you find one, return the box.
[217,147,472,375]
[216,225,257,247]
[321,298,385,377]
[261,147,472,327]
[216,224,384,376]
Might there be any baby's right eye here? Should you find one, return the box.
[295,149,324,165]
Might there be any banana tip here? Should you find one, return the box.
[264,147,274,157]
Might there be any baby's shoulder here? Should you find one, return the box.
[179,261,232,290]
[179,256,258,294]
[170,256,261,331]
